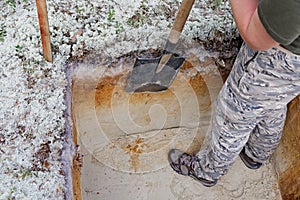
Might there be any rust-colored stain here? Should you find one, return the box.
[124,138,146,172]
[71,81,83,200]
[94,74,123,108]
[180,59,194,71]
[71,116,83,200]
[279,161,300,200]
[188,73,207,94]
[277,96,300,200]
[72,152,83,200]
[95,75,176,109]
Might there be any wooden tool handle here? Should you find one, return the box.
[167,0,195,46]
[36,0,52,62]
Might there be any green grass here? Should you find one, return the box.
[212,0,222,9]
[7,0,16,9]
[0,24,7,42]
[15,45,23,51]
[107,9,115,22]
[115,22,123,34]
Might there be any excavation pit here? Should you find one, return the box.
[71,52,223,175]
[70,49,299,200]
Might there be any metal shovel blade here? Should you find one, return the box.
[125,53,185,93]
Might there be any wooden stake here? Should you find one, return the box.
[36,0,52,62]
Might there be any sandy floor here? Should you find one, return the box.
[80,145,281,200]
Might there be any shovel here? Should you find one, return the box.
[126,0,195,93]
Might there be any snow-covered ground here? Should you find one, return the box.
[0,0,239,199]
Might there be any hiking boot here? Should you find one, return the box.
[168,149,217,187]
[239,147,262,169]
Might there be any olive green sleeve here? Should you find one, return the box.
[258,0,300,45]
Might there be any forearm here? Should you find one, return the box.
[230,0,279,50]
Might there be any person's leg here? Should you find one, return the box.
[194,65,259,181]
[196,43,300,178]
[169,43,300,185]
[245,106,287,163]
[196,45,300,179]
[179,43,261,181]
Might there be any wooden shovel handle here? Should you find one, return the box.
[36,0,52,62]
[167,0,195,48]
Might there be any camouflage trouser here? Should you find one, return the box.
[195,43,300,181]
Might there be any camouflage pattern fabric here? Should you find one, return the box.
[194,43,300,181]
